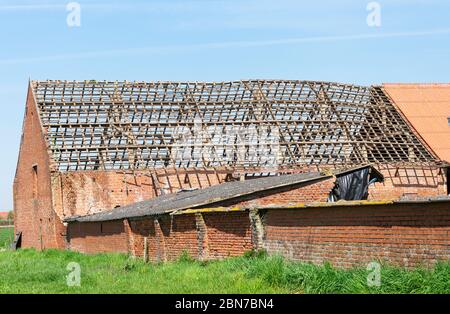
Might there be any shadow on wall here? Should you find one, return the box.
[265,203,450,228]
[68,221,125,240]
[384,166,445,188]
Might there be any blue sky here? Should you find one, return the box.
[1,0,450,210]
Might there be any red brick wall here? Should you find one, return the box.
[202,212,253,258]
[124,212,253,261]
[68,220,129,254]
[51,170,233,220]
[66,199,450,268]
[263,202,450,267]
[159,215,198,260]
[128,215,198,261]
[127,219,158,260]
[49,165,448,254]
[13,85,65,249]
[235,178,335,208]
[369,165,447,200]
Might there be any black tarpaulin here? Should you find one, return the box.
[328,167,382,202]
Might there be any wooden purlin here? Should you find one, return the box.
[33,80,438,172]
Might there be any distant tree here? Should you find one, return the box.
[7,211,14,222]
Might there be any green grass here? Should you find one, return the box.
[0,227,13,248]
[0,249,449,294]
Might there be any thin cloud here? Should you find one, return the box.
[0,4,64,11]
[0,2,118,11]
[1,28,450,65]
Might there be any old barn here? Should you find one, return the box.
[14,80,450,267]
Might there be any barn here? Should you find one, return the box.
[14,80,450,267]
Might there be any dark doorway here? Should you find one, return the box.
[447,168,450,195]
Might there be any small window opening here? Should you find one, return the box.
[446,168,450,195]
[32,165,38,198]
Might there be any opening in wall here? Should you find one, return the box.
[32,164,38,198]
[447,167,450,195]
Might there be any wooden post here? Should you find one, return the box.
[143,236,148,263]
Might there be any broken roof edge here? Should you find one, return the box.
[174,196,450,214]
[380,85,442,162]
[253,196,450,210]
[64,164,378,223]
[66,196,450,222]
[383,82,450,87]
[31,78,370,88]
[48,160,447,175]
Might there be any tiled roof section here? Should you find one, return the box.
[0,212,9,219]
[383,83,450,162]
[65,170,330,222]
[31,80,438,172]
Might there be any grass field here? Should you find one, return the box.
[0,248,449,294]
[0,227,13,248]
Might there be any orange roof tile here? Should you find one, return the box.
[383,83,450,162]
[0,212,10,219]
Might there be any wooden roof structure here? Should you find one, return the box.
[31,80,439,172]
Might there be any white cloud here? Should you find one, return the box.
[1,28,449,65]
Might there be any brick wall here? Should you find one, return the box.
[67,220,129,254]
[368,165,447,200]
[235,178,335,207]
[202,212,253,258]
[34,163,447,252]
[51,170,233,220]
[13,85,65,249]
[127,212,252,261]
[263,202,450,267]
[128,215,198,262]
[66,199,450,267]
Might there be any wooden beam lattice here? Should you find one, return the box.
[32,80,438,172]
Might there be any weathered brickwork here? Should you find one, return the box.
[128,215,198,262]
[230,178,335,208]
[124,212,253,261]
[368,165,447,200]
[202,212,253,258]
[263,202,450,267]
[13,87,65,249]
[67,199,450,268]
[127,219,157,260]
[51,170,233,220]
[67,220,129,254]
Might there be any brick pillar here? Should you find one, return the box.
[195,213,209,260]
[249,208,265,251]
[123,219,133,256]
[154,218,166,262]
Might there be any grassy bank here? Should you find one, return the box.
[0,249,449,294]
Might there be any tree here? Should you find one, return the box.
[7,211,14,222]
